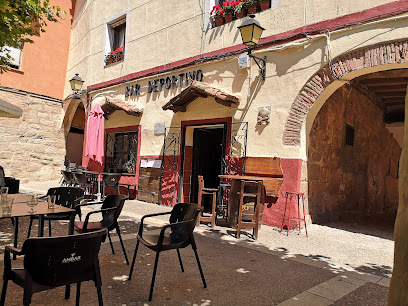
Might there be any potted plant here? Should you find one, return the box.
[259,0,270,11]
[222,1,235,24]
[244,0,259,14]
[234,0,246,19]
[210,4,224,26]
[105,46,125,65]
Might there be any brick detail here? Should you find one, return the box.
[283,39,408,146]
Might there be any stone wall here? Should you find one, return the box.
[0,89,65,184]
[308,85,401,223]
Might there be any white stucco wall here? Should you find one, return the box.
[66,0,408,160]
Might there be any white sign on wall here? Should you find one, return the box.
[154,122,165,135]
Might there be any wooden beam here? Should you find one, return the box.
[170,105,186,112]
[376,92,406,98]
[371,85,408,92]
[361,77,408,87]
[215,98,232,107]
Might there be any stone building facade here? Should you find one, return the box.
[62,0,408,228]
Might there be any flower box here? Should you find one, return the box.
[214,16,224,27]
[246,4,257,14]
[105,47,125,66]
[235,9,246,19]
[259,0,270,11]
[224,13,234,24]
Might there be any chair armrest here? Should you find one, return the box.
[3,246,23,274]
[139,211,171,235]
[82,207,116,232]
[156,219,195,246]
[5,245,23,256]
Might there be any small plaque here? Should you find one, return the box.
[154,122,165,135]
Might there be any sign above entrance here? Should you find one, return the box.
[125,70,204,97]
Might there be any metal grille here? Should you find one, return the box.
[105,130,138,174]
[223,122,248,175]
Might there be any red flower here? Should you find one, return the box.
[219,10,224,16]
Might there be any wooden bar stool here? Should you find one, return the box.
[197,176,217,227]
[280,192,308,237]
[237,180,262,240]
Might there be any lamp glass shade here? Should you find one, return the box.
[69,74,84,92]
[238,15,265,47]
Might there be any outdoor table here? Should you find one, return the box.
[218,175,275,227]
[4,193,76,254]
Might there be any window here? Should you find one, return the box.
[104,13,127,65]
[345,125,355,147]
[0,42,23,70]
[105,130,138,174]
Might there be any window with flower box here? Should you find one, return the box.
[208,0,276,28]
[104,13,128,66]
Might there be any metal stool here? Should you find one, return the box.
[197,175,217,227]
[217,182,230,219]
[237,180,262,240]
[280,192,308,237]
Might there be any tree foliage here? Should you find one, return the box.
[0,0,65,73]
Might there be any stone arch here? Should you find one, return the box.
[283,39,408,146]
[62,97,87,139]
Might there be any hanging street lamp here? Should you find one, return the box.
[237,15,267,80]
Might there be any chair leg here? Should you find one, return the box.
[237,181,245,239]
[76,283,81,306]
[128,239,140,280]
[27,217,33,238]
[95,262,104,306]
[191,236,207,288]
[211,192,216,228]
[107,231,115,254]
[149,252,160,301]
[48,220,52,237]
[65,285,70,299]
[116,225,129,265]
[176,249,184,272]
[0,279,8,306]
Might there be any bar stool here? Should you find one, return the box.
[237,180,262,240]
[280,192,308,237]
[197,175,217,227]
[217,181,230,219]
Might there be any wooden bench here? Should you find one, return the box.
[244,157,283,197]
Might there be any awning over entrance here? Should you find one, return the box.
[162,80,240,113]
[102,98,144,118]
[0,98,23,118]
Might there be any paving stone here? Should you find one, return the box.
[278,291,333,306]
[376,277,391,287]
[307,276,362,301]
[342,270,382,283]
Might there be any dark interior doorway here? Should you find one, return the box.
[190,127,225,207]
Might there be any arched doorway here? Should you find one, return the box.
[308,70,405,224]
[283,39,407,227]
[65,103,86,166]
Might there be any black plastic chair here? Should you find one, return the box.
[128,203,206,301]
[0,229,106,306]
[61,170,75,187]
[74,194,129,265]
[27,187,85,238]
[72,171,93,194]
[102,173,121,197]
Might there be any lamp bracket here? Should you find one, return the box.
[248,50,266,80]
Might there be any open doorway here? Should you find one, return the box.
[65,104,86,167]
[189,126,225,206]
